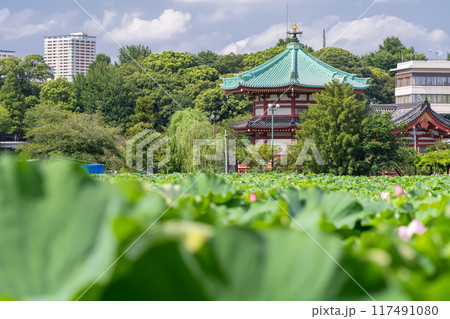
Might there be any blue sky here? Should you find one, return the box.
[1,0,449,60]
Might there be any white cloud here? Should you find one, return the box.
[323,15,448,54]
[84,9,191,44]
[198,6,250,23]
[221,23,285,54]
[83,10,116,34]
[0,8,56,40]
[221,15,449,56]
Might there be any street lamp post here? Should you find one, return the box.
[211,114,220,138]
[267,103,280,170]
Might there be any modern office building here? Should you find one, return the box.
[392,60,450,115]
[44,32,96,81]
[0,50,15,60]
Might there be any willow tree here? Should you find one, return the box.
[167,108,221,173]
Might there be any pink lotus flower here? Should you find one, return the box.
[397,226,410,242]
[381,191,391,200]
[395,185,404,196]
[408,219,427,235]
[250,193,257,202]
[398,219,428,242]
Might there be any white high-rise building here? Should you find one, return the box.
[44,32,96,81]
[0,50,15,60]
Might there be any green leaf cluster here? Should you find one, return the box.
[2,158,450,300]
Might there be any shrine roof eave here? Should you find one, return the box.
[224,85,366,95]
[408,109,450,134]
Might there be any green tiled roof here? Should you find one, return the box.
[220,42,370,91]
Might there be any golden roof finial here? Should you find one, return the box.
[287,23,303,42]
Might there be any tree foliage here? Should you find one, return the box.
[0,55,52,97]
[143,51,196,74]
[73,54,134,128]
[362,37,426,73]
[118,44,152,66]
[194,87,252,120]
[313,47,370,77]
[361,111,409,174]
[242,46,285,70]
[366,67,395,104]
[0,103,12,133]
[21,104,124,169]
[166,108,218,172]
[40,78,77,111]
[0,72,25,134]
[295,80,369,175]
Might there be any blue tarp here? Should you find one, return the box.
[81,164,104,174]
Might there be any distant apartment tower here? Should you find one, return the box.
[0,50,15,60]
[44,32,96,81]
[392,60,450,115]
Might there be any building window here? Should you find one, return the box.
[255,108,264,116]
[414,75,450,86]
[437,76,447,86]
[436,95,448,103]
[295,108,308,114]
[273,108,292,116]
[412,94,426,102]
[396,77,412,87]
[396,95,412,104]
[418,146,428,154]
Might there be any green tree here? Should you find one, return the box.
[366,67,395,104]
[216,53,246,75]
[295,80,369,175]
[0,55,52,97]
[40,78,77,111]
[20,54,53,82]
[362,37,426,73]
[194,87,252,120]
[118,44,152,66]
[0,72,25,134]
[313,47,371,77]
[181,65,220,99]
[0,57,22,90]
[21,104,124,169]
[25,96,39,109]
[143,51,196,74]
[361,111,409,175]
[73,54,134,128]
[0,103,12,133]
[416,149,450,175]
[242,46,285,70]
[195,50,222,72]
[126,95,159,136]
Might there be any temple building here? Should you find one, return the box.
[371,101,450,153]
[221,25,450,170]
[220,25,370,151]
